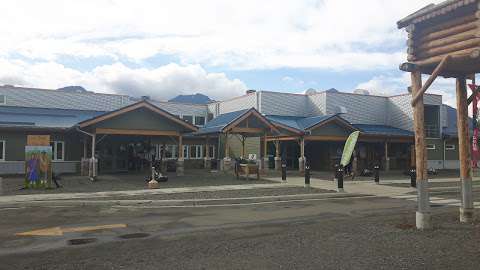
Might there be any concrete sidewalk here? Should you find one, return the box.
[0,183,297,204]
[265,176,416,197]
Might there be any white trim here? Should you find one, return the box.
[445,144,455,150]
[426,144,436,150]
[0,140,5,161]
[51,141,65,161]
[189,145,203,159]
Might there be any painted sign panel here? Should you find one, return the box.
[27,135,50,146]
[25,146,52,188]
[340,131,360,167]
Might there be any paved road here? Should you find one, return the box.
[1,183,479,270]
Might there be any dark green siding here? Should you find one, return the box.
[426,138,443,160]
[94,108,186,132]
[309,122,351,136]
[0,131,82,161]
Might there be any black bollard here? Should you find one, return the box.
[373,165,380,184]
[305,160,311,187]
[337,164,344,191]
[281,161,287,181]
[333,164,339,182]
[410,168,416,188]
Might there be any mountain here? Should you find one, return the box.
[57,86,88,93]
[168,93,213,104]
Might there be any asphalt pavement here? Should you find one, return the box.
[0,182,479,270]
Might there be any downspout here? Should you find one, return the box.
[443,138,446,170]
[76,126,95,159]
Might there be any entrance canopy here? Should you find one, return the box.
[196,108,278,136]
[77,100,198,135]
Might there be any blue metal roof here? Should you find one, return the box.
[442,104,473,137]
[0,106,105,129]
[354,124,413,137]
[266,114,342,132]
[196,109,249,135]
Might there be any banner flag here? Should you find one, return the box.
[341,131,360,167]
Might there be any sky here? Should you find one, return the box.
[0,0,460,106]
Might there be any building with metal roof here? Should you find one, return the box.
[0,85,462,175]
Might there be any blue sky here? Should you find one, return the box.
[1,0,457,105]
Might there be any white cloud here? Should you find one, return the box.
[282,76,294,82]
[0,0,441,70]
[356,73,462,109]
[0,59,246,100]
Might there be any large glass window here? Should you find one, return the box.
[189,145,203,159]
[50,141,64,161]
[183,145,189,159]
[0,140,5,161]
[195,116,206,126]
[207,145,215,159]
[0,95,5,105]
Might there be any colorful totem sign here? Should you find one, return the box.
[469,84,480,168]
[25,135,53,189]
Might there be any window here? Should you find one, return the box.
[207,145,215,159]
[182,115,193,124]
[183,145,189,159]
[426,144,436,150]
[189,145,203,159]
[194,116,206,126]
[0,94,5,105]
[50,141,64,161]
[165,145,178,159]
[445,144,455,150]
[0,140,5,161]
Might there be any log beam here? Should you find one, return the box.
[411,55,451,106]
[456,76,474,223]
[467,85,480,105]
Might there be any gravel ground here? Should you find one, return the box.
[0,172,275,195]
[3,208,480,269]
[88,186,334,201]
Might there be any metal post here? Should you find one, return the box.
[337,165,344,192]
[304,159,311,188]
[374,165,380,184]
[281,149,287,182]
[410,168,416,188]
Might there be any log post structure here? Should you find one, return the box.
[398,0,479,227]
[411,70,431,229]
[456,76,474,222]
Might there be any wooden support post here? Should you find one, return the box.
[177,135,184,176]
[456,76,474,223]
[411,55,450,106]
[274,140,281,171]
[411,70,431,230]
[262,133,268,171]
[299,137,305,173]
[204,136,211,170]
[205,136,210,158]
[178,135,183,159]
[241,135,246,158]
[222,132,231,171]
[224,133,229,158]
